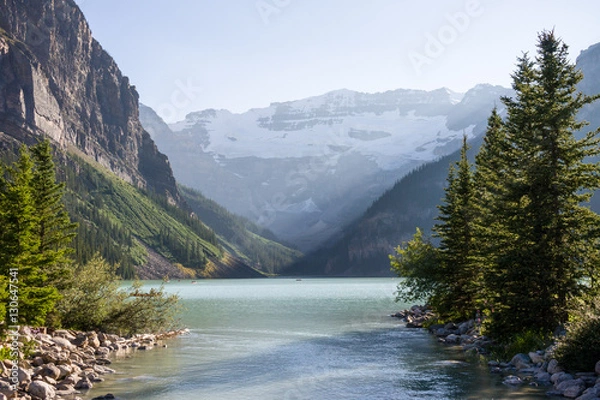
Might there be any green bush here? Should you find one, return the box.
[56,255,180,334]
[488,329,551,361]
[555,300,600,372]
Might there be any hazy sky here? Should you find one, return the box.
[74,0,600,122]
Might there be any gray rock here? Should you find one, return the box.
[547,359,563,375]
[18,367,32,384]
[503,375,523,386]
[511,353,532,370]
[52,337,75,351]
[552,372,575,385]
[529,351,545,364]
[40,363,61,380]
[75,377,93,390]
[95,347,111,356]
[56,364,73,380]
[557,378,585,398]
[71,334,88,347]
[53,330,76,341]
[576,386,599,400]
[596,360,600,376]
[445,334,459,344]
[28,380,56,399]
[534,371,552,383]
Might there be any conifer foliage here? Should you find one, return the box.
[391,31,600,341]
[432,136,479,320]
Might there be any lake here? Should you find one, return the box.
[81,278,547,399]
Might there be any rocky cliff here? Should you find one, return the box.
[0,0,180,203]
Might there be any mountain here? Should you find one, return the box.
[141,85,511,251]
[284,41,600,277]
[0,0,296,278]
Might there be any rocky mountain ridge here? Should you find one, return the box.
[142,84,512,250]
[0,0,179,204]
[285,40,600,276]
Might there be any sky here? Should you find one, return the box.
[74,0,600,123]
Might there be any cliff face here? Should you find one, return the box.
[0,0,180,203]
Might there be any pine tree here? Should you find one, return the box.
[0,146,60,326]
[433,136,479,320]
[30,139,77,290]
[484,31,600,340]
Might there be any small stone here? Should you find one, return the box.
[503,375,523,386]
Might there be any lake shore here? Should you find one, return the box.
[393,305,600,399]
[0,326,188,400]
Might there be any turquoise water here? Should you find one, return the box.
[82,278,547,399]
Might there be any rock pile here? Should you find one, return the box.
[0,326,188,400]
[392,305,600,399]
[497,354,600,399]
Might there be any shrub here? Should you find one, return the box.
[56,255,180,334]
[555,299,600,372]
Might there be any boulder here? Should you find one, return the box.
[528,351,545,364]
[596,360,600,376]
[547,359,563,375]
[95,347,111,356]
[445,334,459,344]
[552,372,575,385]
[39,363,61,380]
[577,386,599,400]
[511,353,532,370]
[556,378,585,398]
[71,334,88,347]
[52,330,76,341]
[28,380,56,399]
[534,371,552,384]
[52,337,75,351]
[75,377,93,390]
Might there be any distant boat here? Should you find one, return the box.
[191,280,197,284]
[296,278,302,281]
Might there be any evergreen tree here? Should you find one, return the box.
[0,146,60,326]
[433,136,479,320]
[484,31,600,340]
[30,139,77,289]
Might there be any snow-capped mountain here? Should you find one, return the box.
[141,84,511,250]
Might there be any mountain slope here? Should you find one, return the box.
[284,41,600,277]
[0,0,291,278]
[141,85,512,251]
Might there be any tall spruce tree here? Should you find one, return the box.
[484,31,600,340]
[433,136,479,320]
[30,139,77,290]
[0,146,60,326]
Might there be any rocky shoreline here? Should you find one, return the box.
[0,326,188,400]
[393,305,600,399]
